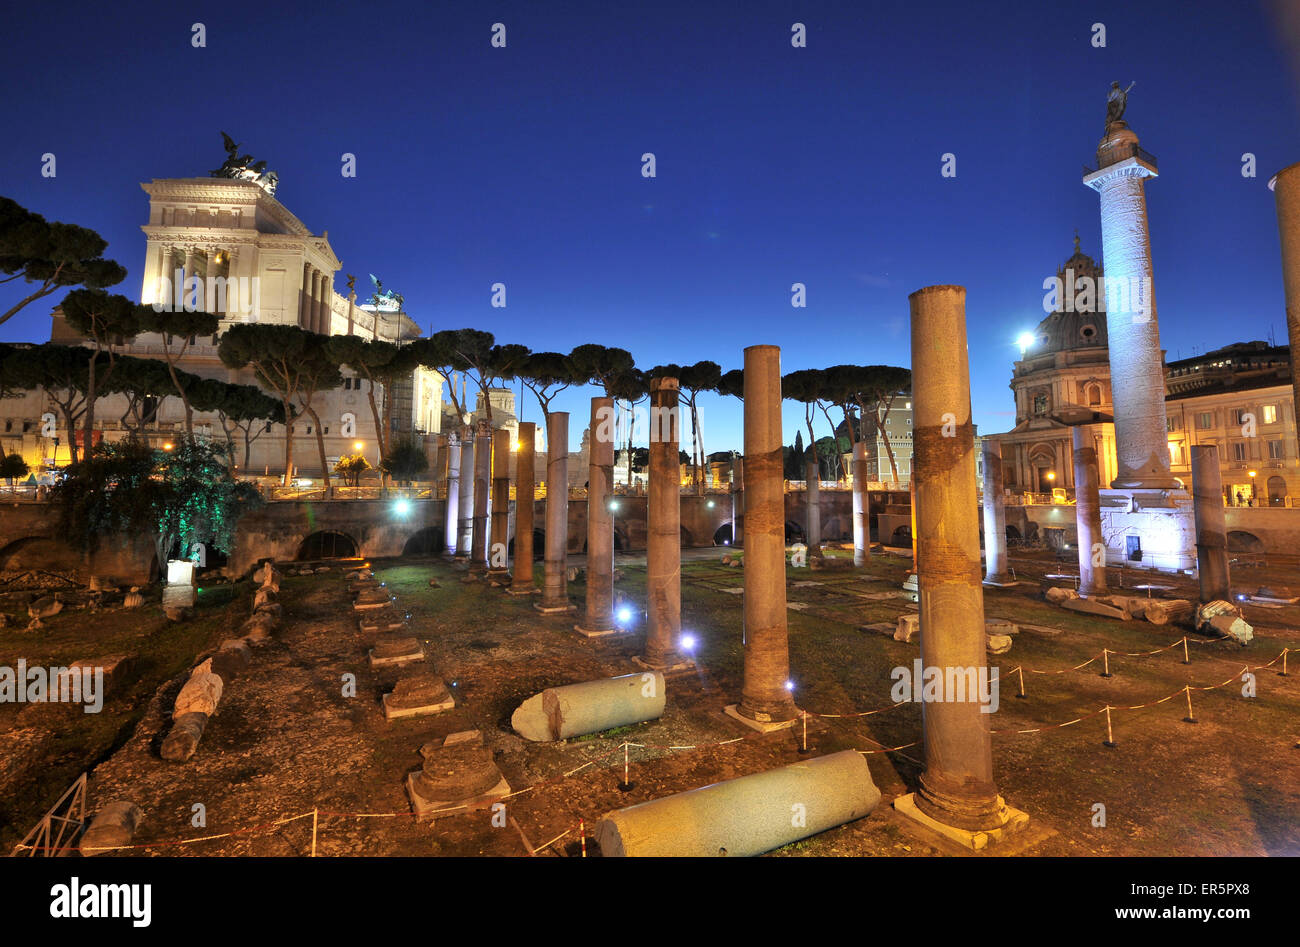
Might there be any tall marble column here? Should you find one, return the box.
[578,397,616,635]
[537,412,572,612]
[444,432,461,556]
[805,452,821,555]
[730,346,796,728]
[981,440,1013,586]
[640,378,686,668]
[470,419,492,576]
[300,263,312,328]
[510,422,537,595]
[900,285,1014,837]
[1072,425,1108,597]
[1269,162,1300,463]
[184,249,199,311]
[456,428,475,558]
[1191,445,1230,603]
[489,427,512,582]
[1083,122,1177,489]
[852,440,869,565]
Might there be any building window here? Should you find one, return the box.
[1262,404,1279,424]
[1268,440,1285,460]
[1166,417,1180,432]
[264,422,272,433]
[1232,442,1248,461]
[1087,384,1101,406]
[1233,408,1249,425]
[1033,393,1048,416]
[1197,412,1213,429]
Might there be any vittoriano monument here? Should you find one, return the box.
[210,132,279,196]
[1082,83,1195,571]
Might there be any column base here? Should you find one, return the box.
[486,570,511,586]
[901,573,919,602]
[1098,488,1196,573]
[573,624,619,638]
[893,792,1029,851]
[506,585,538,597]
[632,654,696,674]
[723,703,798,733]
[982,574,1017,588]
[534,601,576,615]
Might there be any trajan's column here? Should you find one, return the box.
[1082,82,1194,571]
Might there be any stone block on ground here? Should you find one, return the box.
[252,587,277,610]
[986,633,1013,655]
[407,736,509,821]
[80,800,143,856]
[383,672,454,719]
[211,640,252,677]
[370,635,424,668]
[174,659,223,717]
[1060,597,1129,620]
[894,613,920,643]
[160,711,209,762]
[55,654,134,697]
[511,672,666,742]
[28,595,63,621]
[985,618,1018,636]
[359,608,408,634]
[1044,586,1078,604]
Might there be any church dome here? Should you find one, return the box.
[1026,235,1108,356]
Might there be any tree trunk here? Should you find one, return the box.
[304,403,330,489]
[60,404,80,466]
[281,397,294,486]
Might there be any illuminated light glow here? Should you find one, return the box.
[785,680,795,691]
[1017,332,1035,355]
[617,607,633,623]
[706,500,715,508]
[680,633,696,650]
[162,442,174,451]
[393,498,412,516]
[609,500,619,511]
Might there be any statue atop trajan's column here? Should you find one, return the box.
[1106,81,1135,128]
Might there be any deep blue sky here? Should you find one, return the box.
[3,0,1297,451]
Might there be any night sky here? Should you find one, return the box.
[2,0,1297,452]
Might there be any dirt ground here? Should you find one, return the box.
[4,546,1298,857]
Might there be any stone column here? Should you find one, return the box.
[805,453,821,555]
[1072,425,1107,597]
[456,428,475,558]
[1269,163,1300,464]
[470,419,492,576]
[981,440,1013,586]
[731,455,744,546]
[183,249,199,311]
[852,440,870,565]
[443,433,461,556]
[299,265,311,329]
[904,285,1008,835]
[538,413,572,612]
[731,346,796,727]
[578,397,616,635]
[489,427,511,581]
[641,378,686,668]
[510,422,537,595]
[346,290,356,336]
[1083,124,1177,489]
[1191,445,1230,603]
[154,244,171,307]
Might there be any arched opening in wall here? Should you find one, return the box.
[0,536,84,574]
[1087,383,1102,407]
[507,529,546,560]
[1266,476,1287,506]
[296,531,359,560]
[581,531,627,553]
[713,523,733,546]
[1227,531,1264,553]
[889,524,912,547]
[785,521,806,545]
[402,527,445,557]
[1005,524,1022,541]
